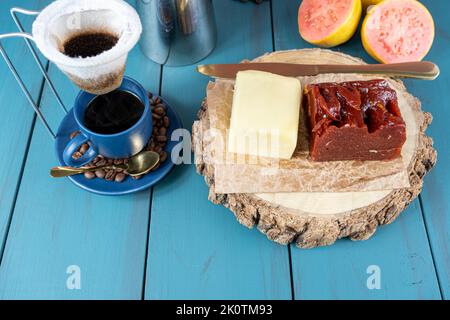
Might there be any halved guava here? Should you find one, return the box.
[362,0,434,63]
[298,0,362,48]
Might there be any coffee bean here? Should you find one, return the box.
[154,145,162,153]
[70,131,80,139]
[115,173,126,183]
[158,127,167,136]
[163,116,170,128]
[79,143,89,154]
[159,151,168,163]
[156,135,167,142]
[154,97,161,104]
[107,159,114,164]
[96,159,107,166]
[105,170,116,181]
[72,151,83,160]
[84,171,95,179]
[95,169,105,178]
[152,113,162,120]
[92,156,102,164]
[153,127,159,135]
[155,106,165,115]
[114,159,123,165]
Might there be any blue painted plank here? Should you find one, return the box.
[292,201,440,299]
[145,0,292,299]
[413,0,450,299]
[0,0,48,256]
[272,0,441,299]
[0,31,161,299]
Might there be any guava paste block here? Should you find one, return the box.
[305,79,406,161]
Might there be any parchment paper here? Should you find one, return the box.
[202,74,412,194]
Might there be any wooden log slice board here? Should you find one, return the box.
[192,49,436,248]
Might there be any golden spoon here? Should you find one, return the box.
[50,151,160,178]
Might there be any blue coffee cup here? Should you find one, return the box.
[63,77,152,167]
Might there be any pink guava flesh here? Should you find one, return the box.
[299,0,354,41]
[364,0,434,63]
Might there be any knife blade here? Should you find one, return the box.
[196,61,440,80]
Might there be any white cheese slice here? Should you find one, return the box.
[228,70,301,159]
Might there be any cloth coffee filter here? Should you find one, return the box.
[32,0,142,94]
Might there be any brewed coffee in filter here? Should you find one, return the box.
[32,0,142,95]
[62,32,119,59]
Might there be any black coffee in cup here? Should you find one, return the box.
[63,32,119,58]
[83,90,144,134]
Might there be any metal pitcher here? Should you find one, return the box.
[137,0,217,66]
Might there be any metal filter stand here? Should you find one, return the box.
[0,7,68,139]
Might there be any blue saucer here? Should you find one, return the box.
[55,96,183,196]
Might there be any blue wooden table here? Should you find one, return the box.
[0,0,448,300]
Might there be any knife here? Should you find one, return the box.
[197,61,440,80]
